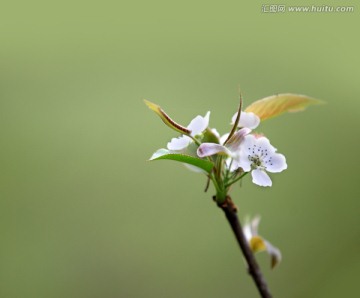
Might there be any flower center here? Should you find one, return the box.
[249,155,263,167]
[247,144,273,169]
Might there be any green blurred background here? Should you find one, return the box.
[1,1,359,297]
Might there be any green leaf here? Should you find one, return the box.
[144,100,191,135]
[149,149,214,174]
[245,93,324,121]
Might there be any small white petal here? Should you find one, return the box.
[149,148,169,160]
[226,158,242,172]
[211,128,220,139]
[239,134,257,155]
[232,111,260,129]
[237,153,252,172]
[266,153,287,173]
[251,169,272,187]
[256,137,276,154]
[243,224,253,241]
[250,215,261,236]
[240,112,260,129]
[188,111,210,136]
[197,143,231,158]
[264,240,282,268]
[220,133,229,145]
[167,136,191,151]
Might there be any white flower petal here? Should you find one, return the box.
[243,224,253,241]
[237,153,252,172]
[256,137,276,154]
[251,169,272,187]
[232,111,260,129]
[239,134,257,155]
[149,148,169,160]
[237,135,257,172]
[250,215,261,236]
[220,133,229,145]
[211,128,220,139]
[188,111,210,136]
[226,158,242,172]
[197,143,230,158]
[240,112,260,129]
[167,136,191,151]
[243,215,261,241]
[264,240,282,269]
[266,153,287,173]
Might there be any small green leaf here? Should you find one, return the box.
[149,149,214,173]
[144,100,191,135]
[245,93,324,121]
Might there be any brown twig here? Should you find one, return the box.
[216,196,272,298]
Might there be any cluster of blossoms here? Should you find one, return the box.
[148,104,285,266]
[164,109,287,188]
[146,95,320,274]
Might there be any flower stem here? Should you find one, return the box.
[217,196,272,298]
[189,135,202,146]
[225,171,249,188]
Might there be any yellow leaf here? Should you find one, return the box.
[245,93,324,121]
[144,100,191,135]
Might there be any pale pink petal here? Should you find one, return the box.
[251,169,272,187]
[232,111,260,129]
[197,143,230,158]
[167,136,191,151]
[266,153,287,173]
[226,128,251,151]
[188,111,210,136]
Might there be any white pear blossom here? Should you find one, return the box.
[167,112,210,151]
[238,135,287,187]
[232,111,260,129]
[196,110,259,159]
[243,216,282,268]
